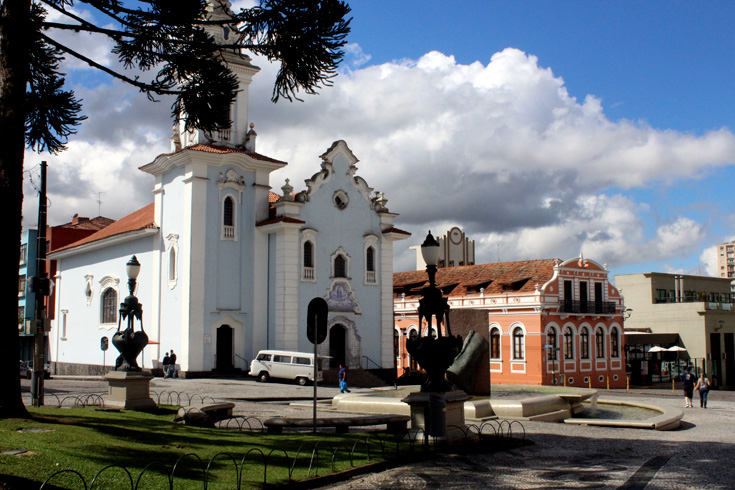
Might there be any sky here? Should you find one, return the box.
[22,1,735,279]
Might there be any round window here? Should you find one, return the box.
[333,190,349,210]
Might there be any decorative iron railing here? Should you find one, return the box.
[559,300,616,315]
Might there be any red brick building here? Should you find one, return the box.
[394,256,627,389]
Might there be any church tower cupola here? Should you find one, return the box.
[177,0,260,150]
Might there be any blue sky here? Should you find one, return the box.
[23,0,735,277]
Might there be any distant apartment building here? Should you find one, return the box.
[716,240,735,278]
[616,272,735,389]
[411,227,475,270]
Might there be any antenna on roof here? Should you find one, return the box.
[96,192,104,216]
[497,241,500,263]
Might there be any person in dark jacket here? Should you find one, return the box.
[162,352,171,378]
[680,366,696,408]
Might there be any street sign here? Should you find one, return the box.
[101,336,109,351]
[306,297,328,345]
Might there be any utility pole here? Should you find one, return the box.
[30,161,50,407]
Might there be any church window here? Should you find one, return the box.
[169,247,176,281]
[301,230,318,282]
[364,236,379,285]
[304,241,314,268]
[333,190,349,210]
[330,247,351,279]
[221,195,236,240]
[101,287,117,324]
[334,255,346,278]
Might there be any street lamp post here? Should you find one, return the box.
[105,256,156,410]
[402,231,467,442]
[111,256,148,371]
[405,232,463,392]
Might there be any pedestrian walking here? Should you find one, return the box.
[681,366,696,408]
[162,351,170,378]
[694,372,711,408]
[338,364,350,393]
[169,350,177,379]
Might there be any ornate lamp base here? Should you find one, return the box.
[105,371,157,410]
[402,390,471,443]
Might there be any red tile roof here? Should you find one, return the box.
[383,226,411,236]
[256,216,306,227]
[57,216,115,231]
[52,203,157,253]
[393,259,558,298]
[186,144,287,165]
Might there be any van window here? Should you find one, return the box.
[257,353,271,361]
[274,355,291,363]
[294,357,311,365]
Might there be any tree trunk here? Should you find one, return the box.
[0,0,32,419]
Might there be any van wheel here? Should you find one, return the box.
[297,377,308,386]
[258,372,270,383]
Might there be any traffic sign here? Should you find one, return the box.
[306,297,328,344]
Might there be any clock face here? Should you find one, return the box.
[449,227,462,244]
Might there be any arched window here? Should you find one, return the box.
[334,254,346,278]
[490,327,501,359]
[366,246,375,272]
[512,327,525,360]
[610,327,619,357]
[101,287,117,324]
[580,327,589,359]
[301,230,318,282]
[304,240,314,268]
[595,327,605,358]
[363,237,378,285]
[564,327,574,359]
[223,196,234,226]
[222,195,236,240]
[547,327,558,360]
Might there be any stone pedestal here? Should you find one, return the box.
[105,371,157,410]
[402,390,470,443]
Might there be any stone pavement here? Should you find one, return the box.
[23,377,735,489]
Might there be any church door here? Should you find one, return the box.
[216,325,234,372]
[329,324,347,368]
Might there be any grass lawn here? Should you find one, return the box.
[0,406,407,490]
[0,406,529,490]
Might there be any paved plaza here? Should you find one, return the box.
[21,377,735,489]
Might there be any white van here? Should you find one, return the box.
[249,350,324,385]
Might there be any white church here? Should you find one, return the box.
[48,1,410,377]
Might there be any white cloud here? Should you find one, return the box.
[22,47,735,277]
[699,245,719,277]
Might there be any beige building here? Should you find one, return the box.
[716,240,735,278]
[411,227,475,270]
[616,272,735,388]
